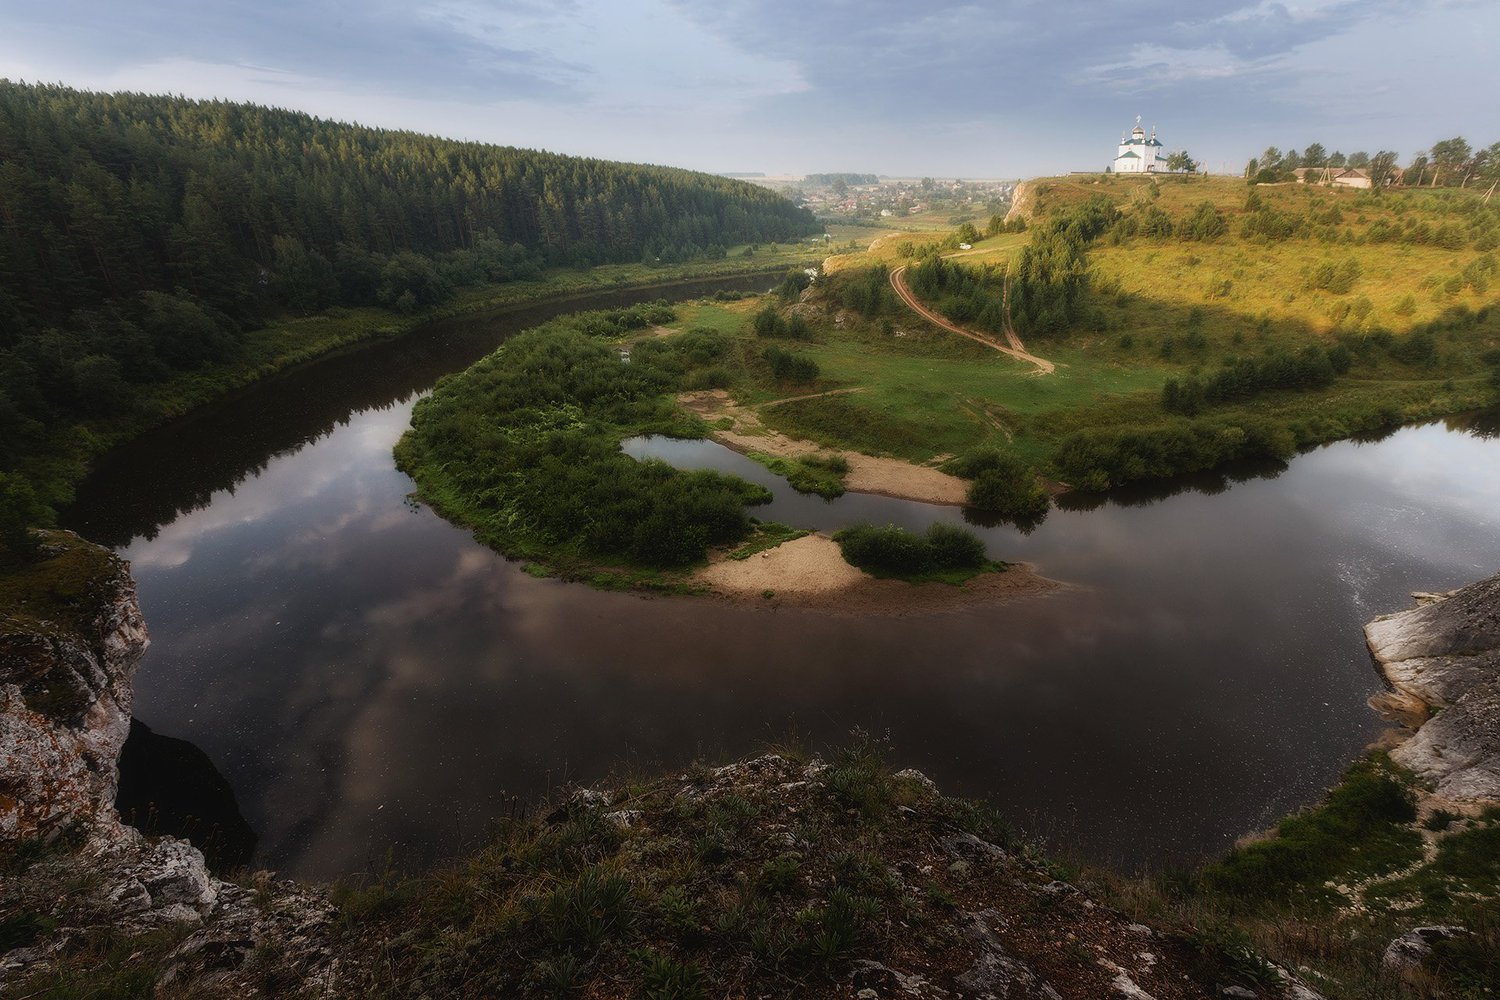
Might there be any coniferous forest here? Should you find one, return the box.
[0,82,816,554]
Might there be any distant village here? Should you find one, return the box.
[732,173,1015,224]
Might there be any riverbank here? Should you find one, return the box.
[16,261,808,522]
[731,176,1500,502]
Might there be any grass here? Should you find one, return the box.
[725,522,810,560]
[748,451,849,498]
[1199,753,1422,906]
[324,741,1024,999]
[0,530,120,643]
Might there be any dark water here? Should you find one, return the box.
[65,284,1500,879]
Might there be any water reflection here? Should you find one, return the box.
[69,309,1500,879]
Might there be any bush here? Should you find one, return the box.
[761,346,818,383]
[949,450,1050,520]
[1162,346,1339,414]
[1056,417,1299,490]
[1182,201,1227,241]
[834,522,988,579]
[1200,756,1419,900]
[753,306,811,340]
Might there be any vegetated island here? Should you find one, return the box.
[2,535,1496,996]
[392,300,1056,613]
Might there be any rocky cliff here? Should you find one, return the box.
[0,532,332,992]
[1365,572,1500,801]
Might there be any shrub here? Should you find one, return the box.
[761,346,818,383]
[1200,756,1419,900]
[833,522,988,579]
[950,450,1050,520]
[1182,201,1227,241]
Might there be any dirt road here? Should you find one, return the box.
[889,265,1055,375]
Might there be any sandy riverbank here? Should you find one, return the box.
[678,389,971,505]
[694,533,1063,615]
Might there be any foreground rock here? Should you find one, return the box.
[1365,571,1500,800]
[0,533,333,993]
[333,752,1323,999]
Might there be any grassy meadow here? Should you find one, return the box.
[651,175,1499,494]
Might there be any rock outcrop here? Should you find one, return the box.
[0,536,146,841]
[1365,572,1500,801]
[0,533,333,992]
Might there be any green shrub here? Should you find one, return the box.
[950,450,1049,520]
[761,346,819,383]
[833,522,987,579]
[0,472,48,567]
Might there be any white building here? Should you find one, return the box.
[1112,117,1162,174]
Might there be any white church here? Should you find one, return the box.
[1112,117,1163,173]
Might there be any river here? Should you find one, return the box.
[64,278,1500,879]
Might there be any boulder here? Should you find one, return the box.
[1382,925,1469,973]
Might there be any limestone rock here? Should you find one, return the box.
[1381,925,1469,973]
[1365,573,1500,707]
[1365,571,1500,803]
[956,909,1061,999]
[0,538,148,841]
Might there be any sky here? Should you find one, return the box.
[1,0,1494,178]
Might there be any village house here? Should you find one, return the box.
[1294,166,1372,189]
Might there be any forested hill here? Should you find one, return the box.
[0,81,815,333]
[0,82,816,551]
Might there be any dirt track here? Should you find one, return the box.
[889,265,1055,374]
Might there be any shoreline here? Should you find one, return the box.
[49,265,800,519]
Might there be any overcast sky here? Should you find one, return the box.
[1,0,1494,177]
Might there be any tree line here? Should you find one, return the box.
[1246,138,1500,189]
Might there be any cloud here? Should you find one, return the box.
[0,0,1494,175]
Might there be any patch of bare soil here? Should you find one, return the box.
[695,534,1063,616]
[677,389,971,505]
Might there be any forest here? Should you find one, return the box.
[0,82,816,561]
